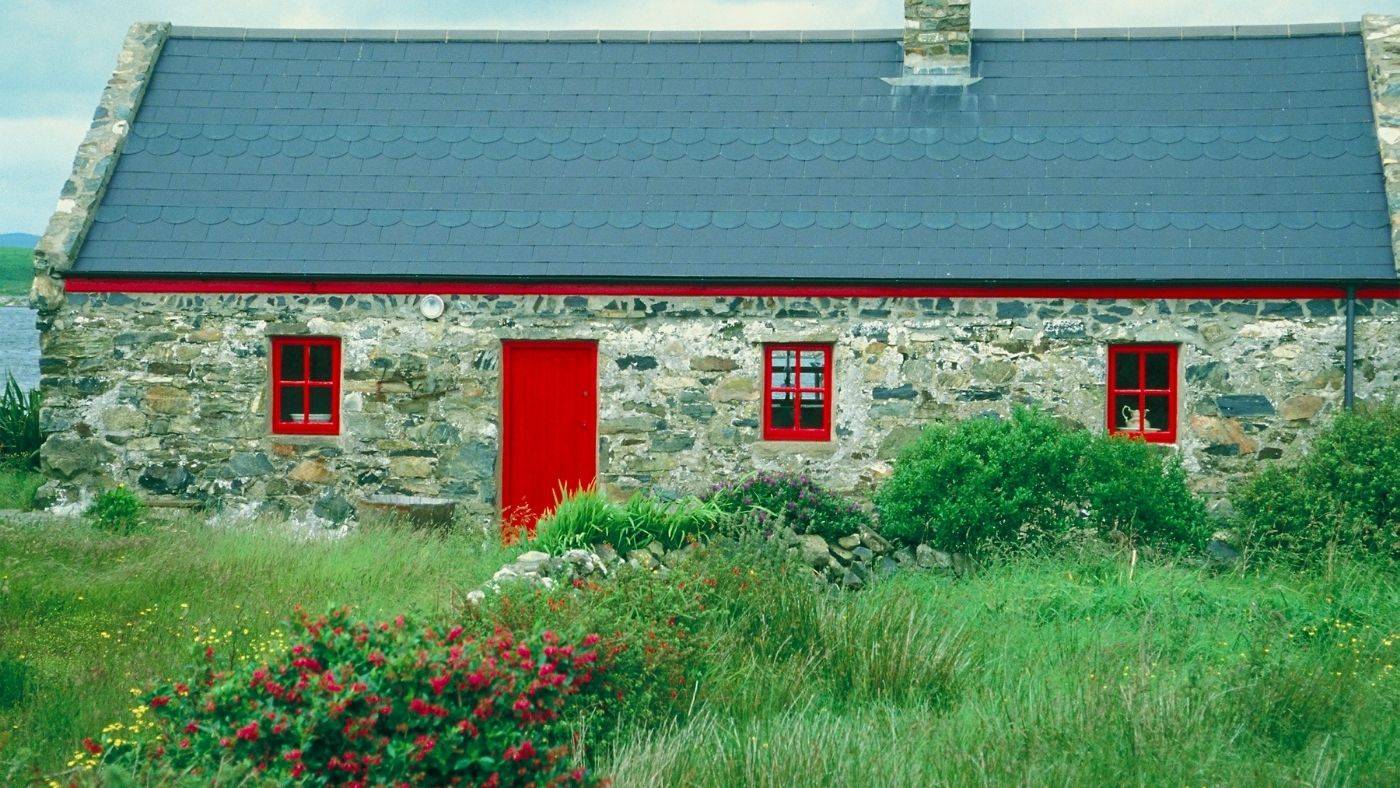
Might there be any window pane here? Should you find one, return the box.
[1144,352,1170,390]
[769,391,795,429]
[280,344,306,382]
[309,345,334,382]
[279,386,305,423]
[770,350,796,388]
[799,350,826,389]
[799,391,825,429]
[1113,352,1140,390]
[1113,394,1143,431]
[308,387,333,422]
[1144,395,1170,433]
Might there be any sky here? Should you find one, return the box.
[3,0,1400,235]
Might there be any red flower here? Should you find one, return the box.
[319,670,343,693]
[367,650,386,667]
[178,737,190,749]
[184,721,199,734]
[148,694,171,708]
[446,625,464,643]
[81,737,102,755]
[503,740,536,762]
[411,733,437,761]
[410,697,448,717]
[235,722,260,742]
[283,749,302,762]
[429,673,451,695]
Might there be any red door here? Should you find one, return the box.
[500,340,597,538]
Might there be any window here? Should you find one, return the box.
[271,337,341,435]
[763,344,833,441]
[1107,344,1177,443]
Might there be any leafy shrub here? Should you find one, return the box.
[533,489,724,554]
[1233,404,1398,560]
[85,486,145,534]
[875,408,1206,553]
[0,375,41,466]
[706,472,872,541]
[96,606,614,785]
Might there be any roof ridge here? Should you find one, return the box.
[166,21,1361,43]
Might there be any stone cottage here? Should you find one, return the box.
[31,1,1400,527]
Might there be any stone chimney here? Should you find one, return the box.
[903,0,971,77]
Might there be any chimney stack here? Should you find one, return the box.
[903,0,971,77]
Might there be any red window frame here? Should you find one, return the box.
[1107,344,1178,444]
[762,344,833,442]
[270,336,341,435]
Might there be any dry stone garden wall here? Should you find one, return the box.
[34,290,1400,524]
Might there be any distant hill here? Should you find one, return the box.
[0,233,38,249]
[0,247,33,297]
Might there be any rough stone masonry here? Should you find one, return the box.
[34,290,1399,523]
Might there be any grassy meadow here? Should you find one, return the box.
[0,516,522,780]
[0,248,32,297]
[0,511,1394,785]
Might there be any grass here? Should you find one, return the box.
[0,248,31,297]
[598,552,1398,786]
[0,461,41,510]
[0,518,519,778]
[0,517,1395,785]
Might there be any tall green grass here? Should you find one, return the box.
[0,518,517,777]
[532,488,725,554]
[2,517,1395,785]
[597,551,1398,786]
[0,375,42,466]
[0,462,42,509]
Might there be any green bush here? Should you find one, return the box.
[705,472,873,541]
[532,488,724,555]
[1233,404,1399,560]
[85,486,146,534]
[874,408,1207,553]
[0,375,42,466]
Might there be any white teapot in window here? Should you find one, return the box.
[1120,404,1141,430]
[1120,404,1162,432]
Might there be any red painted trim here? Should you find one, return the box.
[763,343,833,442]
[1107,344,1178,445]
[270,336,341,435]
[61,276,1384,300]
[1357,287,1400,298]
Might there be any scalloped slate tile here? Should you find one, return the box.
[71,32,1396,282]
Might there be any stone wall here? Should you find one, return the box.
[35,291,1400,524]
[903,0,972,76]
[1363,15,1400,276]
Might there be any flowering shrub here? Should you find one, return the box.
[93,607,615,785]
[706,472,872,541]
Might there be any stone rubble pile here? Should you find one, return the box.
[466,527,971,603]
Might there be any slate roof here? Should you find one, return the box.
[74,27,1398,283]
